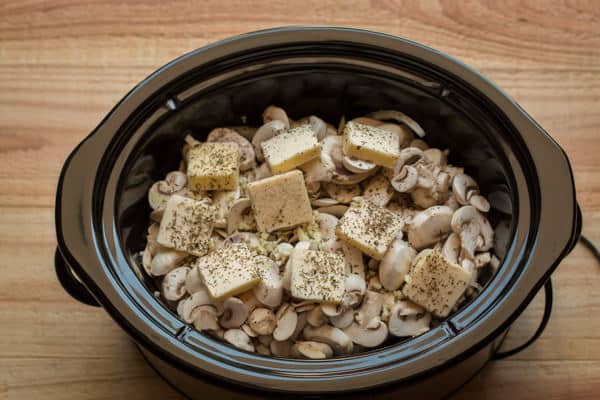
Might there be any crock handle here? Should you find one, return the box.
[55,247,101,307]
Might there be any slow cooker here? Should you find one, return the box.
[54,27,582,399]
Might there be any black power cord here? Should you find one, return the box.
[493,235,600,360]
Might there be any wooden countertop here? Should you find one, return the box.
[1,1,599,399]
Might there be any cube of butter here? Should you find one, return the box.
[187,142,239,191]
[290,249,345,303]
[336,199,404,260]
[262,125,321,174]
[343,121,400,168]
[247,170,313,232]
[157,194,215,256]
[195,243,260,300]
[402,250,470,318]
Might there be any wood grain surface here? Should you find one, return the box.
[1,1,599,399]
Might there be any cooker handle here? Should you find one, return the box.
[55,247,101,307]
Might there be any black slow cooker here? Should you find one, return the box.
[54,27,582,399]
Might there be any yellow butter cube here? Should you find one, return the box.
[195,243,261,300]
[247,170,313,232]
[157,195,215,256]
[262,125,321,174]
[290,249,346,303]
[402,250,470,318]
[336,199,404,260]
[187,142,239,191]
[343,121,400,168]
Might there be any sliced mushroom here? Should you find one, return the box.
[226,198,255,234]
[323,136,376,185]
[212,189,240,228]
[329,307,354,329]
[342,156,377,174]
[238,290,261,313]
[299,156,334,185]
[350,117,383,126]
[315,212,339,251]
[252,120,286,161]
[354,290,384,327]
[341,274,367,308]
[207,127,256,171]
[193,305,220,331]
[223,232,260,249]
[407,206,453,250]
[344,317,388,348]
[282,241,312,290]
[452,174,491,212]
[311,197,339,207]
[475,252,492,268]
[316,205,348,218]
[366,110,425,137]
[302,325,354,355]
[219,297,249,329]
[177,289,221,323]
[305,115,327,141]
[411,187,439,208]
[262,105,290,128]
[378,123,414,148]
[306,306,328,327]
[150,250,187,276]
[363,174,395,207]
[379,238,416,290]
[273,303,298,341]
[184,267,206,294]
[409,139,429,150]
[253,162,273,181]
[224,329,255,352]
[451,206,494,258]
[293,301,317,313]
[148,171,188,210]
[161,266,190,301]
[248,307,277,335]
[291,310,308,341]
[270,339,293,357]
[423,148,447,167]
[388,301,432,337]
[442,232,461,264]
[469,193,491,213]
[242,324,259,338]
[291,341,334,359]
[323,182,361,204]
[253,256,283,308]
[257,334,273,347]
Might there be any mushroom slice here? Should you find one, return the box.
[341,274,367,308]
[391,165,418,193]
[366,110,426,137]
[451,206,494,258]
[177,289,222,323]
[161,266,190,301]
[262,105,290,128]
[411,187,439,208]
[303,325,354,355]
[227,198,255,234]
[329,307,354,329]
[148,171,188,211]
[224,329,255,352]
[344,318,388,348]
[252,120,286,161]
[315,212,339,251]
[184,266,206,295]
[379,238,416,290]
[363,174,395,207]
[311,197,339,207]
[248,308,277,335]
[350,117,383,126]
[273,303,298,341]
[409,139,429,150]
[219,297,249,329]
[193,305,220,331]
[253,256,283,308]
[282,241,312,290]
[293,300,317,313]
[270,340,293,357]
[388,302,432,337]
[442,232,461,265]
[207,127,256,171]
[407,206,454,250]
[150,250,188,276]
[323,135,377,185]
[452,174,478,205]
[306,305,328,327]
[354,290,384,327]
[475,252,492,268]
[291,341,334,359]
[212,188,240,229]
[241,324,259,338]
[323,182,361,204]
[316,205,348,218]
[301,115,328,141]
[469,194,491,213]
[378,123,413,148]
[342,156,377,174]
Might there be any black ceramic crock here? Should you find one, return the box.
[55,27,581,399]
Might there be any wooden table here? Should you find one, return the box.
[1,1,599,399]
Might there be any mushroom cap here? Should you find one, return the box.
[302,325,354,355]
[291,341,334,359]
[452,174,479,205]
[394,147,425,172]
[248,308,277,336]
[262,105,290,128]
[388,304,432,338]
[161,266,190,301]
[407,205,453,250]
[344,318,388,348]
[379,239,416,290]
[150,250,187,276]
[223,329,255,352]
[323,135,377,185]
[451,205,494,258]
[273,304,298,341]
[192,305,220,331]
[219,297,249,329]
[391,165,418,193]
[329,307,354,329]
[177,289,222,323]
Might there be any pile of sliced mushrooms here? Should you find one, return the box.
[141,106,499,359]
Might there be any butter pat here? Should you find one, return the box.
[247,170,313,232]
[336,200,404,260]
[402,250,470,318]
[262,125,321,174]
[157,195,215,256]
[290,249,345,303]
[343,121,400,168]
[187,142,239,191]
[195,243,260,300]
